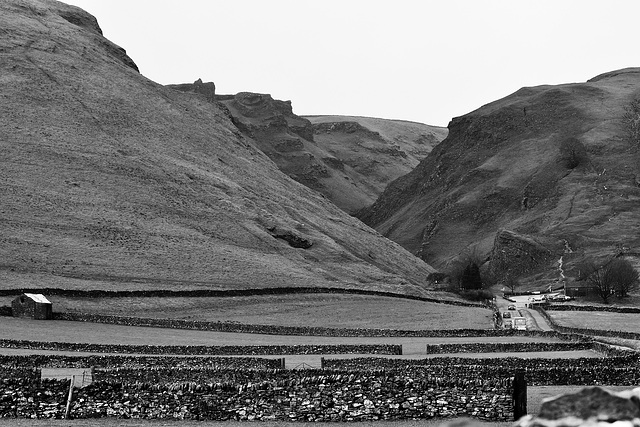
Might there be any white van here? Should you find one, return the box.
[512,317,527,330]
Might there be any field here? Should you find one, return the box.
[1,294,495,330]
[0,315,568,350]
[546,310,640,334]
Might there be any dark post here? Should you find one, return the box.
[280,358,285,369]
[320,357,324,369]
[513,370,527,420]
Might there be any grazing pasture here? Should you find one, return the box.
[19,293,495,330]
[0,317,566,351]
[546,311,640,334]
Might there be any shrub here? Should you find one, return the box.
[559,137,588,169]
[458,289,494,302]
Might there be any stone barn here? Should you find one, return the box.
[12,293,53,320]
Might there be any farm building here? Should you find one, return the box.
[12,293,53,320]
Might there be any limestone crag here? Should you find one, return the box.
[169,78,216,102]
[209,94,447,213]
[489,229,560,278]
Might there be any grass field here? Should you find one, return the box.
[547,310,640,334]
[0,317,567,350]
[10,293,495,330]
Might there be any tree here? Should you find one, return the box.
[587,265,615,304]
[503,274,519,294]
[460,262,483,290]
[447,248,486,290]
[575,258,598,281]
[608,258,639,297]
[586,258,639,302]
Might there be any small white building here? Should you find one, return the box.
[11,293,53,320]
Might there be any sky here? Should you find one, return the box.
[63,0,639,127]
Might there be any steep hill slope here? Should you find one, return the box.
[0,0,438,296]
[167,84,446,214]
[306,116,447,212]
[359,68,640,283]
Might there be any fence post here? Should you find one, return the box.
[320,357,324,369]
[64,375,75,419]
[513,370,527,421]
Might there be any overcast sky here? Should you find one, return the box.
[64,0,638,126]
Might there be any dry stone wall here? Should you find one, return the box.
[0,339,400,356]
[0,355,281,370]
[0,376,69,418]
[424,342,593,354]
[325,355,640,386]
[0,369,514,421]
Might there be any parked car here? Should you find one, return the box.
[549,294,574,301]
[502,311,511,319]
[507,304,516,310]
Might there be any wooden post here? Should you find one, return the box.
[64,375,75,419]
[513,370,527,421]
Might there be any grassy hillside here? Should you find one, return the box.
[359,68,640,286]
[0,0,438,297]
[305,116,447,213]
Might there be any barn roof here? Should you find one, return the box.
[23,293,51,304]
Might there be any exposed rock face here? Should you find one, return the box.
[359,69,640,281]
[35,0,139,71]
[489,229,559,278]
[163,84,447,214]
[0,0,436,295]
[190,92,447,214]
[517,387,640,427]
[168,78,216,102]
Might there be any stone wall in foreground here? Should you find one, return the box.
[0,369,513,421]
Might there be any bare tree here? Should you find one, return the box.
[609,258,639,297]
[575,258,598,281]
[503,274,519,295]
[587,265,615,304]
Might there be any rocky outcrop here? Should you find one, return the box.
[517,387,640,427]
[489,229,559,278]
[168,78,216,102]
[267,226,313,249]
[211,96,446,213]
